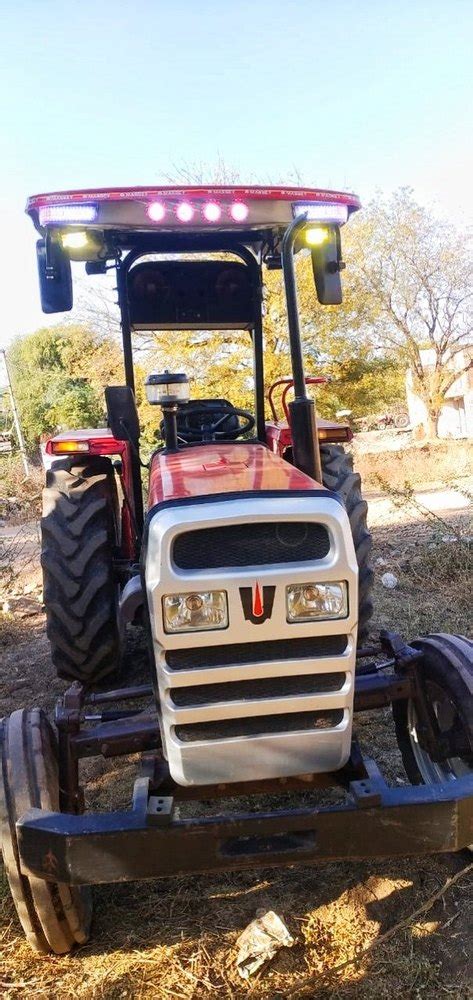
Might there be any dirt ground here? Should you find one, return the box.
[0,472,472,999]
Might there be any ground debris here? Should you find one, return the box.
[235,909,295,979]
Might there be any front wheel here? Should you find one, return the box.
[0,709,92,953]
[320,444,374,640]
[393,634,473,786]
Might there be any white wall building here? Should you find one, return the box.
[406,348,473,438]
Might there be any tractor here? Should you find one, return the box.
[1,185,471,954]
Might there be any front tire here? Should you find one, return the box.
[320,444,374,640]
[393,633,473,786]
[0,709,92,953]
[41,456,121,685]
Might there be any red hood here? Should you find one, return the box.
[148,443,323,508]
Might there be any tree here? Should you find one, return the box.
[351,189,473,436]
[7,325,123,453]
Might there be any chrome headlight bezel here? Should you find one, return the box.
[162,590,228,634]
[286,581,348,623]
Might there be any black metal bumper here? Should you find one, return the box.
[17,773,473,885]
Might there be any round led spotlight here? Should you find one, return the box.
[305,227,328,246]
[147,201,166,222]
[176,202,194,223]
[230,202,249,222]
[203,201,221,223]
[61,231,89,250]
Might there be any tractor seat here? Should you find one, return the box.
[175,398,240,441]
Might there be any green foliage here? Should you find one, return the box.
[7,324,123,453]
[320,356,405,418]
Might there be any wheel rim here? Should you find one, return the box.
[407,680,473,784]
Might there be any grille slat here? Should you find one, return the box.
[174,709,344,742]
[173,521,330,570]
[166,635,348,671]
[170,672,346,707]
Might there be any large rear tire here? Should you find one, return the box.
[320,444,374,640]
[0,709,92,953]
[41,456,121,685]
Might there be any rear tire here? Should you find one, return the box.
[320,444,374,640]
[41,456,121,685]
[0,709,92,953]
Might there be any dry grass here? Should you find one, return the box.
[373,536,472,638]
[353,438,473,492]
[0,456,43,523]
[1,857,471,999]
[1,450,472,999]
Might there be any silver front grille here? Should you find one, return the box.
[146,494,358,786]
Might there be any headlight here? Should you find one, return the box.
[286,582,348,622]
[162,591,228,633]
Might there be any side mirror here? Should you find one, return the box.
[105,386,141,444]
[36,239,73,313]
[311,228,344,305]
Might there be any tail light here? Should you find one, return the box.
[49,440,90,454]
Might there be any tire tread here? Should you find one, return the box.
[41,457,120,684]
[0,709,91,953]
[320,444,374,639]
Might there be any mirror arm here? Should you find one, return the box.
[44,230,56,279]
[281,216,322,483]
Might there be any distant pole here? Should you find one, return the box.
[0,348,29,476]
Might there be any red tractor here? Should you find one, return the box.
[1,186,471,953]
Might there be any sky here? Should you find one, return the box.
[0,0,472,348]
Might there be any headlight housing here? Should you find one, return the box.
[162,590,228,633]
[286,582,348,622]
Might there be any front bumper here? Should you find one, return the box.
[17,772,473,885]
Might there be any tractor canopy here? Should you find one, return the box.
[26,184,361,484]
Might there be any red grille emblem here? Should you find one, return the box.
[239,582,275,624]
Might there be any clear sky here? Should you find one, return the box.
[0,0,472,346]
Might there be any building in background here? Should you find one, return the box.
[406,348,473,438]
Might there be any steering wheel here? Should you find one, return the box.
[177,406,255,442]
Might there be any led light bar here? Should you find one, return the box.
[292,203,349,225]
[145,199,250,225]
[38,204,98,225]
[27,187,361,234]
